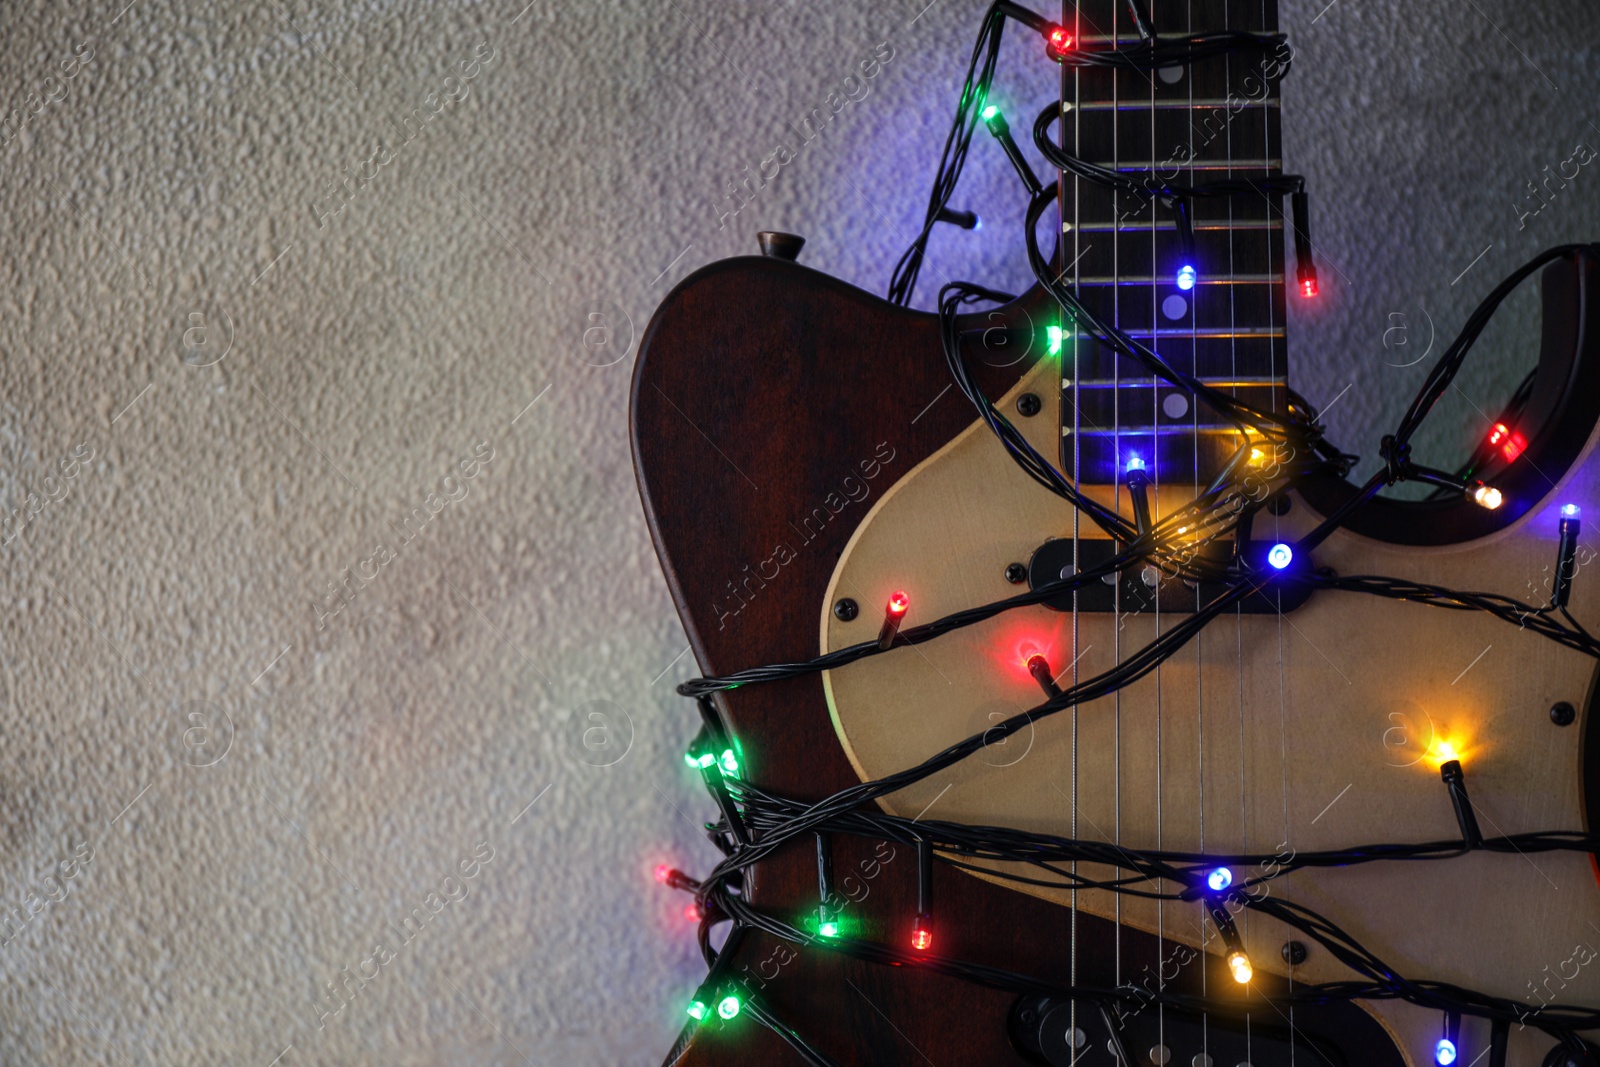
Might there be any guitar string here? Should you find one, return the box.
[1232,0,1249,1062]
[1108,4,1121,1065]
[1259,0,1298,1062]
[1070,0,1084,1059]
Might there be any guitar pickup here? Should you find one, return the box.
[1026,537,1314,616]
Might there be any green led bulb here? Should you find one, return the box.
[1046,324,1064,356]
[695,752,717,769]
[981,104,999,121]
[719,749,739,776]
[682,751,699,769]
[818,920,839,938]
[717,994,741,1020]
[687,999,708,1021]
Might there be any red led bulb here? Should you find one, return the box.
[684,902,703,922]
[911,914,933,952]
[1487,422,1525,461]
[1301,277,1318,298]
[878,591,910,650]
[654,864,671,884]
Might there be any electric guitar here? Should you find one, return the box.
[632,1,1600,1063]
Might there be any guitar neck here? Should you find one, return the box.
[1060,0,1289,486]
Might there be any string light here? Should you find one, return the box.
[1176,264,1197,291]
[1470,483,1503,510]
[1486,422,1525,462]
[1227,950,1253,984]
[1556,503,1581,607]
[716,994,742,1020]
[1046,324,1063,356]
[1023,648,1063,699]
[1045,25,1072,58]
[1435,1038,1457,1066]
[687,999,709,1022]
[1267,543,1294,570]
[912,839,935,952]
[718,748,740,776]
[878,591,910,650]
[1206,866,1233,892]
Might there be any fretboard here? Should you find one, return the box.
[1059,0,1288,486]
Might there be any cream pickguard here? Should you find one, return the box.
[821,359,1600,1066]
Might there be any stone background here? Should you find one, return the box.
[0,0,1594,1063]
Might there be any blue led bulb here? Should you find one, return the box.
[1267,543,1293,570]
[1176,264,1197,291]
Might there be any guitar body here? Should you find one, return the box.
[632,2,1600,1064]
[635,259,1413,1065]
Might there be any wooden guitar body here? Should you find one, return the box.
[634,256,1440,1065]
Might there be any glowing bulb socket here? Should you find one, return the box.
[654,866,695,892]
[1557,506,1581,607]
[878,591,910,650]
[1227,949,1253,984]
[1439,759,1484,848]
[1025,652,1063,700]
[1045,25,1074,59]
[1487,422,1526,462]
[1046,324,1064,356]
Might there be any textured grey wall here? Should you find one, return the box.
[0,0,1594,1064]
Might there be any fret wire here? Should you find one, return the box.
[1068,221,1283,232]
[1067,99,1281,111]
[1065,426,1245,436]
[1066,378,1282,388]
[1102,160,1280,170]
[1074,328,1284,338]
[1069,274,1282,284]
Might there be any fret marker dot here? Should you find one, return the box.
[1163,393,1190,419]
[1158,65,1184,84]
[1162,294,1188,320]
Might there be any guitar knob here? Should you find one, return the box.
[756,231,805,260]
